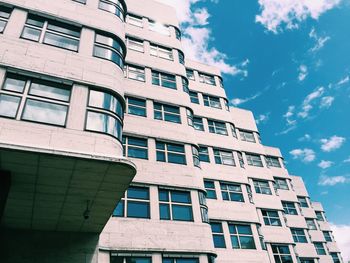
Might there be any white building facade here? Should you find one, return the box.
[0,0,343,263]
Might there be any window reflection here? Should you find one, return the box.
[0,94,20,118]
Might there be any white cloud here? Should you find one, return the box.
[318,160,333,169]
[230,92,261,106]
[255,112,270,125]
[255,0,341,33]
[157,0,249,76]
[344,157,350,163]
[337,75,349,85]
[289,148,316,163]
[283,105,297,126]
[320,135,346,152]
[298,87,325,118]
[320,96,334,108]
[330,223,350,262]
[309,27,331,53]
[298,64,308,81]
[318,175,349,186]
[298,134,311,142]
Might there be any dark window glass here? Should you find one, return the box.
[152,71,177,89]
[204,180,217,199]
[123,136,148,159]
[282,202,298,215]
[199,147,210,162]
[126,97,146,117]
[253,180,272,195]
[193,117,204,131]
[220,182,244,202]
[246,153,263,167]
[262,210,281,226]
[210,222,226,248]
[298,196,309,208]
[229,224,256,249]
[159,189,193,221]
[156,141,186,165]
[154,102,181,123]
[291,228,308,243]
[189,91,199,104]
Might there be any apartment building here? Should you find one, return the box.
[0,0,343,263]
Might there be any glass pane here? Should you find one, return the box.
[168,153,186,164]
[240,236,256,249]
[164,113,180,123]
[3,75,26,93]
[211,223,223,233]
[171,191,191,203]
[96,33,123,53]
[47,21,80,37]
[0,20,6,33]
[213,235,226,248]
[128,137,147,147]
[237,225,252,235]
[127,201,149,218]
[167,144,184,153]
[22,99,67,126]
[30,81,71,102]
[112,200,124,216]
[127,257,151,263]
[21,26,41,41]
[89,90,122,117]
[111,256,124,263]
[86,111,122,139]
[128,106,146,116]
[44,32,79,51]
[156,151,166,162]
[230,236,239,249]
[158,189,169,201]
[230,193,244,202]
[0,94,20,118]
[94,46,123,67]
[128,97,146,107]
[127,187,149,200]
[172,205,193,221]
[159,204,170,220]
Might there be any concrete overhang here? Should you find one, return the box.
[0,143,136,233]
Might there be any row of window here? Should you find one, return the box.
[72,0,125,21]
[189,91,229,110]
[297,197,327,222]
[112,186,208,223]
[111,256,199,263]
[186,69,223,88]
[0,73,125,140]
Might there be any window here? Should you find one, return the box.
[192,146,200,167]
[208,120,227,135]
[262,210,281,226]
[199,147,210,162]
[230,124,237,138]
[111,256,152,263]
[316,211,324,221]
[154,102,181,123]
[124,64,145,82]
[271,245,293,263]
[189,91,199,104]
[314,242,326,255]
[199,73,215,85]
[0,73,71,126]
[182,78,189,93]
[299,259,315,263]
[123,136,148,159]
[0,6,12,33]
[152,71,177,89]
[178,51,185,65]
[127,14,143,27]
[291,228,308,243]
[86,89,124,140]
[163,258,199,263]
[210,222,226,248]
[305,218,317,230]
[186,109,193,126]
[237,152,245,168]
[323,231,332,242]
[113,186,150,218]
[127,37,144,52]
[156,141,186,165]
[224,99,229,111]
[220,182,244,202]
[219,78,224,88]
[214,149,235,166]
[275,178,289,190]
[253,180,272,195]
[282,202,298,215]
[21,14,81,52]
[159,189,193,221]
[126,97,146,117]
[203,95,221,109]
[246,153,263,167]
[298,196,309,208]
[266,156,281,168]
[149,20,170,36]
[150,44,173,60]
[175,27,181,40]
[229,224,256,249]
[98,0,125,20]
[204,180,216,199]
[198,191,209,223]
[239,130,255,142]
[246,185,253,204]
[94,32,124,68]
[186,69,195,80]
[330,253,341,263]
[193,117,204,131]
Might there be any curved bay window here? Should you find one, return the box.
[86,89,124,141]
[98,0,125,21]
[0,73,71,126]
[93,32,125,69]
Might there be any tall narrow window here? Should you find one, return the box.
[203,95,221,109]
[113,186,150,218]
[189,91,199,104]
[265,156,281,168]
[156,141,186,165]
[154,102,181,123]
[323,231,333,242]
[199,146,210,162]
[229,224,256,249]
[261,210,281,226]
[152,71,177,89]
[204,180,216,199]
[237,152,245,168]
[208,120,227,135]
[94,32,124,68]
[150,44,173,60]
[186,109,193,126]
[0,73,71,126]
[253,180,272,195]
[193,117,204,131]
[298,196,309,208]
[86,89,124,140]
[198,191,209,223]
[330,253,341,263]
[316,211,325,221]
[305,218,317,230]
[182,78,189,93]
[239,130,255,142]
[0,6,12,33]
[220,182,244,202]
[199,73,215,85]
[192,146,200,167]
[230,124,237,138]
[214,149,235,166]
[271,245,292,263]
[175,27,181,40]
[186,69,195,80]
[314,243,327,255]
[126,97,146,117]
[159,189,193,221]
[122,136,148,159]
[127,14,143,27]
[210,222,226,248]
[21,14,81,52]
[245,153,263,167]
[124,64,145,82]
[291,228,308,243]
[178,51,185,65]
[127,37,144,52]
[98,0,125,20]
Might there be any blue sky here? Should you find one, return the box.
[159,0,350,258]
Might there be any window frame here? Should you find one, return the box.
[265,156,282,168]
[239,130,256,143]
[150,43,173,61]
[125,96,147,117]
[228,223,256,249]
[122,136,148,160]
[156,141,187,165]
[261,210,282,226]
[245,153,263,167]
[291,228,308,243]
[204,180,217,199]
[271,244,293,263]
[189,91,199,104]
[220,182,244,202]
[0,5,12,34]
[154,102,181,124]
[253,180,272,195]
[314,242,327,255]
[210,222,226,248]
[199,73,216,85]
[282,201,298,215]
[127,13,143,28]
[152,71,177,89]
[126,37,144,52]
[208,120,228,135]
[203,94,221,109]
[214,149,235,166]
[124,64,145,82]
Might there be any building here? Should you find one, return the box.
[0,0,343,263]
